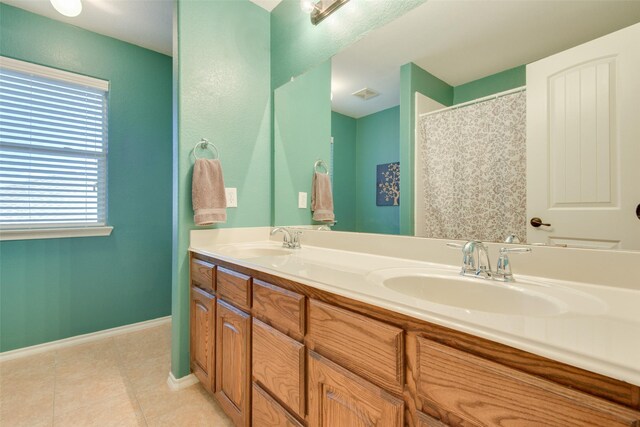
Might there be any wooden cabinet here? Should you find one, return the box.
[217,267,252,311]
[190,253,640,427]
[252,383,304,427]
[215,300,251,427]
[191,258,215,293]
[307,299,404,394]
[308,350,404,427]
[252,318,305,418]
[415,337,640,427]
[253,280,305,341]
[190,286,215,391]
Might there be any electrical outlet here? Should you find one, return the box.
[298,192,307,209]
[225,188,237,208]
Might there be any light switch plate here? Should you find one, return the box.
[298,192,307,209]
[225,188,237,208]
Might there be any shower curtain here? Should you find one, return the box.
[418,90,526,242]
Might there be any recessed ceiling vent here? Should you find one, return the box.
[352,87,380,101]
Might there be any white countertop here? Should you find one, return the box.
[189,227,640,387]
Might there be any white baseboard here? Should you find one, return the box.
[167,372,199,391]
[0,315,171,362]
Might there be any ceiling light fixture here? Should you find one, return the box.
[301,0,350,25]
[50,0,82,17]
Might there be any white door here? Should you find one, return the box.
[526,23,640,250]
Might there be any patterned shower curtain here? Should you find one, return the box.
[418,90,527,242]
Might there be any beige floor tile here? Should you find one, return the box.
[0,352,56,383]
[114,328,171,367]
[145,401,233,427]
[0,391,54,427]
[0,322,232,427]
[53,389,145,427]
[0,368,55,414]
[121,354,171,393]
[55,340,119,369]
[54,366,131,414]
[135,383,211,421]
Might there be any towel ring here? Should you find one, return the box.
[314,159,329,174]
[192,138,219,160]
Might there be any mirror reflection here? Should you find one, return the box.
[275,0,640,250]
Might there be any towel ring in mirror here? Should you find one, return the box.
[314,159,329,174]
[192,138,219,160]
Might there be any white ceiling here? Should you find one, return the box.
[332,1,640,119]
[2,0,283,57]
[3,0,174,56]
[250,0,282,12]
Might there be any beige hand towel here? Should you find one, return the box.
[192,159,227,225]
[311,172,335,222]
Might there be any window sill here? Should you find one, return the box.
[0,226,114,242]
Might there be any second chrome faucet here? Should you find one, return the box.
[448,240,531,282]
[271,227,302,249]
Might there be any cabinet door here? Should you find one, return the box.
[252,318,305,417]
[308,350,404,427]
[253,383,304,427]
[215,300,251,427]
[190,287,215,391]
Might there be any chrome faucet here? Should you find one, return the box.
[504,234,521,244]
[270,227,302,249]
[461,241,493,278]
[495,247,531,282]
[448,240,530,282]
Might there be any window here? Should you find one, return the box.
[0,57,111,239]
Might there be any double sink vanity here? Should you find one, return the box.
[188,227,640,426]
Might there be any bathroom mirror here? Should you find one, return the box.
[274,0,640,250]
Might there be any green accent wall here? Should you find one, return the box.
[399,63,454,236]
[453,65,526,105]
[173,0,271,378]
[0,4,173,352]
[270,0,426,88]
[331,107,400,234]
[355,106,400,234]
[331,112,356,232]
[274,61,331,226]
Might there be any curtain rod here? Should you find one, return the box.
[419,85,526,118]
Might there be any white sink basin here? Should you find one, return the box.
[368,268,607,317]
[383,275,564,316]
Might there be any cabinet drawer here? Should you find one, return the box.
[191,258,215,293]
[307,299,404,394]
[308,350,404,427]
[416,337,640,427]
[217,267,251,311]
[252,383,303,427]
[252,318,305,418]
[253,280,305,341]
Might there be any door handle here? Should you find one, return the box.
[530,217,551,228]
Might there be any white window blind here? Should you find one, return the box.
[0,56,109,230]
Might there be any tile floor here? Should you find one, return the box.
[0,322,232,426]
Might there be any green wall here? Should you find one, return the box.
[355,106,400,234]
[270,0,426,88]
[331,107,400,234]
[173,0,271,378]
[331,112,356,232]
[454,65,525,105]
[274,61,331,226]
[0,4,173,352]
[399,63,454,235]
